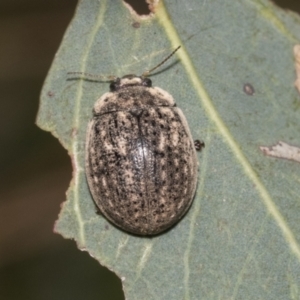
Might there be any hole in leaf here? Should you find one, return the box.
[123,0,151,15]
[272,0,300,12]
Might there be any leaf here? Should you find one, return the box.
[37,0,300,299]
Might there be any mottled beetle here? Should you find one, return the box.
[69,47,198,235]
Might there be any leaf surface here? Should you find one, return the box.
[37,0,300,299]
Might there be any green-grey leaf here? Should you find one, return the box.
[37,0,300,299]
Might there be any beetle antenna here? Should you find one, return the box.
[67,72,116,81]
[142,46,181,77]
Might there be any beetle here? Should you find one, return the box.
[69,47,199,235]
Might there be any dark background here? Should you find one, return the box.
[0,1,299,299]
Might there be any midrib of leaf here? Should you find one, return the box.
[71,0,108,246]
[155,1,300,261]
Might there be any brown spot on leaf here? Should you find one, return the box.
[132,21,140,28]
[47,91,54,97]
[243,83,255,96]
